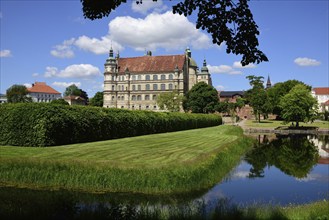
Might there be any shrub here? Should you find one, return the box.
[0,103,222,147]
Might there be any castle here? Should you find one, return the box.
[103,48,212,110]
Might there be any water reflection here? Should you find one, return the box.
[245,134,320,179]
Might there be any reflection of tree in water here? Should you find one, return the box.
[245,134,319,179]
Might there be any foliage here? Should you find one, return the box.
[50,99,69,105]
[267,80,311,117]
[0,103,222,147]
[63,84,88,103]
[6,84,32,103]
[89,91,104,107]
[183,82,219,113]
[245,75,269,122]
[80,0,268,66]
[279,84,318,127]
[157,91,183,112]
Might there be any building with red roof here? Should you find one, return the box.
[312,87,329,112]
[103,48,212,110]
[27,82,62,102]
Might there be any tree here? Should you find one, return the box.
[63,84,89,104]
[89,91,104,107]
[279,84,318,127]
[245,75,269,122]
[6,84,32,103]
[183,82,219,113]
[157,91,183,112]
[50,99,69,105]
[267,80,311,118]
[80,0,268,66]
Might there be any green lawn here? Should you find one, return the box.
[245,119,329,129]
[0,125,253,194]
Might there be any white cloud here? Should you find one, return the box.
[32,73,39,77]
[43,64,101,79]
[109,11,212,51]
[52,81,81,88]
[24,83,32,88]
[74,35,123,55]
[233,61,256,69]
[294,57,321,66]
[0,49,12,57]
[215,85,226,91]
[207,64,242,75]
[50,38,75,58]
[131,0,168,15]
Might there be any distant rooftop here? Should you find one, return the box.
[313,87,329,95]
[27,82,61,94]
[219,91,245,97]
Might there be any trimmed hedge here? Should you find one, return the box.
[0,103,222,147]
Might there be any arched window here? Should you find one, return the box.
[153,84,158,90]
[137,75,142,80]
[132,75,136,80]
[121,96,124,100]
[137,95,142,101]
[132,95,136,101]
[112,85,115,91]
[132,85,136,91]
[161,84,166,90]
[169,84,173,90]
[153,75,158,80]
[145,75,150,80]
[169,74,173,80]
[138,85,141,91]
[112,96,115,100]
[146,84,150,90]
[153,95,157,100]
[161,74,166,80]
[145,95,150,100]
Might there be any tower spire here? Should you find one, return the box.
[266,75,272,89]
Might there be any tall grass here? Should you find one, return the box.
[0,126,254,194]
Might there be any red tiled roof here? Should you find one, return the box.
[117,55,185,73]
[313,87,329,95]
[27,82,61,94]
[323,100,329,106]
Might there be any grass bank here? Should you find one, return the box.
[245,119,329,129]
[0,126,254,194]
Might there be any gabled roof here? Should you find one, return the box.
[117,55,186,74]
[219,91,245,97]
[313,87,329,95]
[64,95,85,101]
[27,82,61,94]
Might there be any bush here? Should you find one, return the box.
[0,103,222,147]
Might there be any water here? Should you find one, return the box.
[1,134,328,219]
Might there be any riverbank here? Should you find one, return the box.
[0,125,254,194]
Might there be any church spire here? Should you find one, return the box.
[266,75,272,89]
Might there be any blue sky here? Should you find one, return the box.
[1,0,328,97]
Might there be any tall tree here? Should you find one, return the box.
[157,91,183,112]
[80,0,268,66]
[245,75,268,122]
[89,91,104,107]
[183,82,219,113]
[6,84,32,103]
[267,80,311,118]
[279,84,318,127]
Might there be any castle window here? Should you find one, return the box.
[169,74,173,80]
[132,85,136,91]
[112,76,115,81]
[138,85,141,91]
[169,84,173,90]
[146,106,149,109]
[146,84,150,90]
[137,95,142,101]
[121,106,124,108]
[145,75,150,80]
[132,75,136,80]
[154,105,157,109]
[132,95,136,101]
[112,96,115,100]
[145,95,150,100]
[153,95,157,100]
[161,74,166,80]
[153,84,158,90]
[153,75,158,80]
[138,75,142,80]
[121,96,124,100]
[112,85,115,91]
[161,84,166,90]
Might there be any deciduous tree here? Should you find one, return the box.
[64,84,89,104]
[279,84,318,127]
[157,91,183,112]
[183,82,219,113]
[6,84,32,103]
[80,0,268,66]
[89,92,104,107]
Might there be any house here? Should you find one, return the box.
[312,87,329,112]
[27,82,62,102]
[0,93,7,104]
[218,91,245,103]
[64,95,86,105]
[103,48,212,110]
